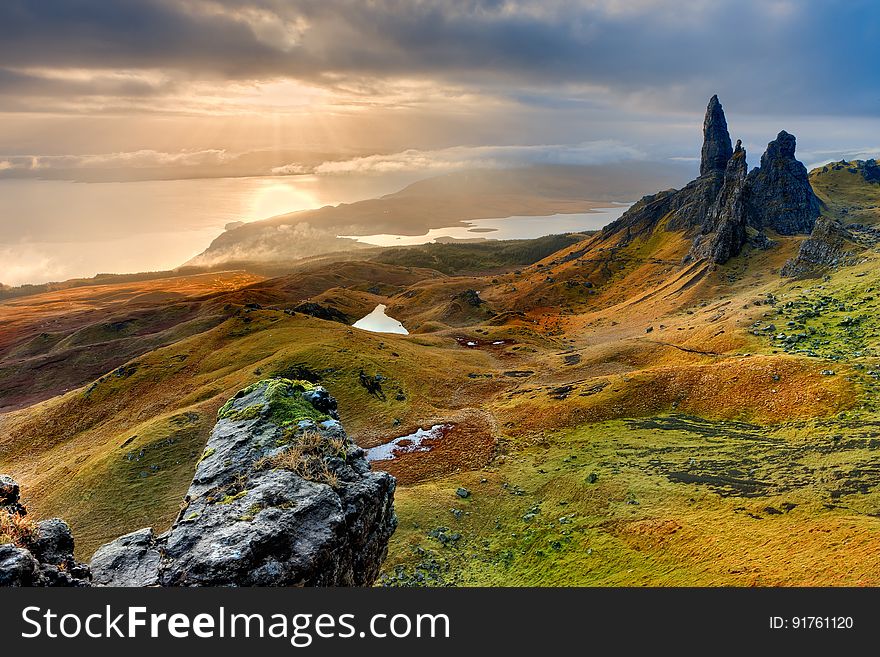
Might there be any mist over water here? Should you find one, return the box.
[0,173,423,286]
[0,172,631,287]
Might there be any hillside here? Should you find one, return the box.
[3,98,880,584]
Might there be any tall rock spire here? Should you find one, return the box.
[700,95,734,176]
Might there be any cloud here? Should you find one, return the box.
[0,244,67,287]
[0,0,878,116]
[0,149,234,172]
[273,142,646,175]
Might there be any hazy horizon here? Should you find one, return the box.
[2,0,880,286]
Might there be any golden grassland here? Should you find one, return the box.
[1,167,879,583]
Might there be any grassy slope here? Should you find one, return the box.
[810,161,880,225]
[2,180,880,581]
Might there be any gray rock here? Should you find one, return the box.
[90,528,161,587]
[31,518,75,566]
[0,545,39,586]
[91,379,396,587]
[689,140,749,264]
[781,217,861,278]
[602,97,818,266]
[0,474,25,516]
[746,131,820,235]
[602,96,733,256]
[700,94,734,176]
[455,487,471,499]
[0,477,91,587]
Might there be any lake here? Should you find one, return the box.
[338,204,631,247]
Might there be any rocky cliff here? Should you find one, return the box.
[2,379,396,587]
[0,476,91,586]
[689,140,749,263]
[89,378,397,586]
[603,95,819,265]
[700,94,735,177]
[746,130,820,235]
[781,216,862,278]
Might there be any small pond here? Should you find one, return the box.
[352,304,409,334]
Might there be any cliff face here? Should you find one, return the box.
[746,131,821,235]
[90,379,397,586]
[2,379,396,587]
[689,140,749,263]
[603,96,819,265]
[781,217,862,278]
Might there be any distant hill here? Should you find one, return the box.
[185,163,691,269]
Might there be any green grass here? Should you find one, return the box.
[382,414,880,586]
[810,161,880,225]
[29,409,211,557]
[373,234,585,275]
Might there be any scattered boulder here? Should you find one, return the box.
[0,545,40,587]
[0,477,91,587]
[0,475,25,516]
[455,289,483,307]
[90,528,160,587]
[90,379,397,586]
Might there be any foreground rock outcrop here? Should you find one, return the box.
[781,216,861,278]
[603,95,819,265]
[90,379,396,586]
[0,476,91,586]
[2,380,396,587]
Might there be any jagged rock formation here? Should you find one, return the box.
[0,476,91,586]
[781,217,861,278]
[90,379,396,586]
[689,140,749,263]
[603,96,819,265]
[700,95,734,176]
[746,131,820,234]
[865,159,880,184]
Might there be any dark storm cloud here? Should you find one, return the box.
[0,0,878,115]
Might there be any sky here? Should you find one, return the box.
[0,0,878,180]
[1,0,879,285]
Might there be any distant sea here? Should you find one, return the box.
[0,175,629,287]
[0,174,418,286]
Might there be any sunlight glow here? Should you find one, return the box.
[246,179,321,220]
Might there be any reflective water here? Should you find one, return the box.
[365,424,452,462]
[339,205,631,247]
[352,304,409,334]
